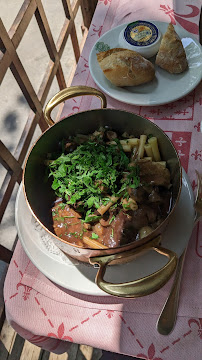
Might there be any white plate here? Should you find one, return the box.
[15,169,195,297]
[89,21,202,106]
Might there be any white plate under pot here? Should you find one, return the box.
[15,169,195,297]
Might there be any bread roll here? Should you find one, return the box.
[96,48,155,86]
[155,23,188,74]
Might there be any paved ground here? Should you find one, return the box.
[0,1,82,252]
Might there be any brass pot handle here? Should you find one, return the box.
[44,86,107,126]
[89,237,177,298]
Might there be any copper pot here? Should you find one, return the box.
[23,86,182,298]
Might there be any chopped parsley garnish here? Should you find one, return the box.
[109,215,115,224]
[48,137,140,221]
[91,233,99,239]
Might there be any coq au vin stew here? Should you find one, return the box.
[47,127,172,249]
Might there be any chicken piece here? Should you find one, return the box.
[93,211,129,247]
[130,208,149,230]
[139,204,158,224]
[139,162,171,188]
[148,187,162,203]
[52,202,83,243]
[129,185,148,203]
[106,130,117,141]
[99,211,114,227]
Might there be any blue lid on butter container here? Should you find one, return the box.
[119,20,162,58]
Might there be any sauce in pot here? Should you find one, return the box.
[47,128,172,249]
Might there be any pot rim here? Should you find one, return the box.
[22,107,182,252]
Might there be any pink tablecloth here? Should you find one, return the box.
[4,0,202,359]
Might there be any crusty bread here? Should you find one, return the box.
[96,48,155,86]
[155,23,188,74]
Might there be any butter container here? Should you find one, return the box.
[118,20,162,58]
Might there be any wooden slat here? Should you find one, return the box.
[7,333,25,360]
[0,38,5,52]
[8,0,37,49]
[0,9,99,360]
[61,0,83,52]
[0,0,98,235]
[0,49,12,84]
[0,319,16,359]
[37,58,59,105]
[61,0,71,19]
[65,0,75,19]
[56,18,74,58]
[0,174,13,219]
[199,6,202,44]
[0,263,8,331]
[35,0,58,61]
[10,61,47,132]
[80,0,97,29]
[14,111,41,164]
[70,24,80,62]
[0,113,40,221]
[0,329,101,360]
[0,173,20,222]
[79,345,93,360]
[35,0,68,96]
[71,0,82,20]
[0,315,102,360]
[49,352,68,360]
[0,20,47,131]
[0,245,12,264]
[0,0,98,229]
[0,18,16,82]
[19,340,41,360]
[0,304,6,333]
[77,24,88,54]
[0,2,98,335]
[0,141,22,180]
[38,349,51,360]
[56,62,67,90]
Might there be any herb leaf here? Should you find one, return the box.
[48,137,140,220]
[91,233,99,239]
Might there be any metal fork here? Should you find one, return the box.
[156,170,202,335]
